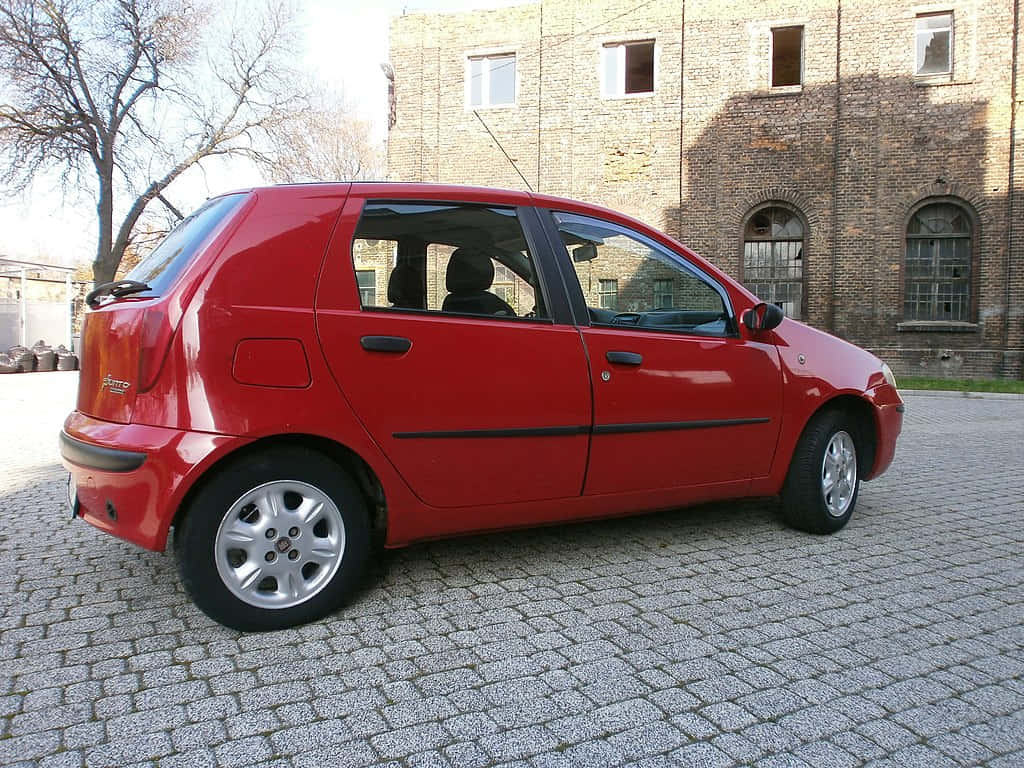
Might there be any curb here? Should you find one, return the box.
[899,389,1024,401]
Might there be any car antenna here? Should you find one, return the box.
[473,110,534,192]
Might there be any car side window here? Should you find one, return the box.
[351,202,547,320]
[552,211,732,336]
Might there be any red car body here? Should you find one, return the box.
[62,183,903,555]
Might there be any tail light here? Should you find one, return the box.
[137,306,173,393]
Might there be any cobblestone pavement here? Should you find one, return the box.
[1,373,1022,768]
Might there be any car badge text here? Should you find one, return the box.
[101,373,131,395]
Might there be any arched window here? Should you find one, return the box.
[905,202,972,321]
[742,205,805,318]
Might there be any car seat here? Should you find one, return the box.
[387,262,424,309]
[441,248,515,316]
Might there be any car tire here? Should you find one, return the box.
[781,409,861,534]
[174,447,370,631]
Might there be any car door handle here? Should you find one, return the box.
[606,350,643,365]
[360,336,412,353]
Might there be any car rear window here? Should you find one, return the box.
[124,193,246,296]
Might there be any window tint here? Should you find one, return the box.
[771,27,803,87]
[352,202,546,320]
[125,193,245,295]
[553,212,730,336]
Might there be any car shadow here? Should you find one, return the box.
[363,496,787,594]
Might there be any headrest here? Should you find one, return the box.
[387,262,423,304]
[446,248,494,293]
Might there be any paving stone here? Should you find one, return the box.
[84,732,174,768]
[712,732,764,763]
[480,725,561,762]
[0,730,61,764]
[607,720,688,759]
[930,731,996,765]
[883,743,959,767]
[741,722,802,754]
[556,739,627,765]
[669,741,734,767]
[268,718,352,755]
[442,741,493,768]
[212,735,274,768]
[159,749,218,768]
[856,718,920,750]
[37,752,85,768]
[8,703,92,735]
[372,723,451,759]
[170,719,228,751]
[291,741,377,768]
[591,697,663,733]
[793,740,859,768]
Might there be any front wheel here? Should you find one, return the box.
[174,447,369,631]
[781,410,861,534]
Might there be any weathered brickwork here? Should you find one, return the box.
[388,0,1023,378]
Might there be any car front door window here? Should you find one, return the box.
[553,211,733,336]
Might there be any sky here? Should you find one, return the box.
[0,0,528,269]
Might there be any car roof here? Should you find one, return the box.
[227,181,578,206]
[228,182,642,226]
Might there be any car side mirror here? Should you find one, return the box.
[572,243,597,262]
[742,302,785,332]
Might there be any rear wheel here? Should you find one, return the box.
[781,410,861,534]
[175,447,369,631]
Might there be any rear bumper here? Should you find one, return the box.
[60,432,146,472]
[61,411,243,551]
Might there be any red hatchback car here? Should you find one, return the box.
[61,183,903,630]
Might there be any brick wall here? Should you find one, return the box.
[388,0,1022,379]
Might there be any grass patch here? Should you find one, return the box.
[899,376,1024,394]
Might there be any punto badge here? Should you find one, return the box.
[100,373,132,395]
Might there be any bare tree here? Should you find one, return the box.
[267,89,382,183]
[0,0,307,285]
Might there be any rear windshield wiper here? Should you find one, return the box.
[85,280,152,309]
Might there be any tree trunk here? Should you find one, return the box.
[92,161,118,286]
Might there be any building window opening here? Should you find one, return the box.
[771,27,803,87]
[602,41,655,97]
[468,53,516,108]
[915,13,952,76]
[599,279,619,310]
[355,269,376,306]
[491,263,517,305]
[905,202,971,321]
[742,206,804,318]
[653,279,673,309]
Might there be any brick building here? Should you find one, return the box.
[384,0,1022,378]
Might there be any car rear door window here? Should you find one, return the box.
[351,202,548,320]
